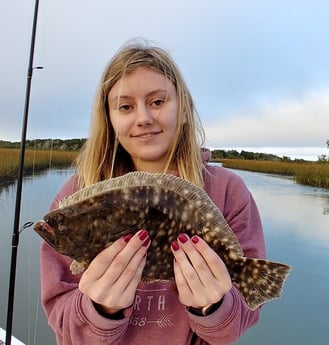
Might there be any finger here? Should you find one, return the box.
[119,253,148,303]
[102,237,150,288]
[100,253,148,310]
[99,230,150,285]
[172,237,230,307]
[190,235,231,283]
[80,231,150,308]
[174,260,192,298]
[171,239,205,293]
[174,234,232,297]
[82,235,128,282]
[83,229,149,283]
[176,234,216,286]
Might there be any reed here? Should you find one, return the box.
[0,148,78,179]
[220,159,329,189]
[2,149,328,189]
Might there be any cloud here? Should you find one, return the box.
[1,0,329,150]
[204,88,329,148]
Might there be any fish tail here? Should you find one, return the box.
[232,257,292,310]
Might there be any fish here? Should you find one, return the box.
[34,171,291,310]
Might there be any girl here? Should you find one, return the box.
[41,39,266,345]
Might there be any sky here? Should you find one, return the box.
[1,0,329,160]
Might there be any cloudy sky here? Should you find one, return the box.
[1,0,329,160]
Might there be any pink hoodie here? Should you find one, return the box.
[40,165,266,345]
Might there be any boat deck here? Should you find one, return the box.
[0,328,25,345]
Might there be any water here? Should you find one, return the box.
[0,169,71,345]
[233,170,329,345]
[0,168,328,344]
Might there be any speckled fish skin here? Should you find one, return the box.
[34,171,291,310]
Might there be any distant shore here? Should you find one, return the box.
[0,148,77,183]
[0,147,328,190]
[218,159,329,189]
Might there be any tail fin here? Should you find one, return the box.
[233,257,292,310]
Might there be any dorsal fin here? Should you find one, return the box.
[59,172,243,256]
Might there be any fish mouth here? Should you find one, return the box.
[33,221,56,245]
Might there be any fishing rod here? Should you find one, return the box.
[5,1,41,344]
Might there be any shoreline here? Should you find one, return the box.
[0,148,328,190]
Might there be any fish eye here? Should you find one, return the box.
[58,225,68,233]
[48,212,66,227]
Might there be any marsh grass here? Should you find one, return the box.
[220,159,329,189]
[1,148,328,189]
[0,148,78,180]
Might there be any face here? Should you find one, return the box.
[108,67,179,172]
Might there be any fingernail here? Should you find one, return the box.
[171,241,180,251]
[178,233,188,243]
[191,236,199,244]
[138,230,148,241]
[142,238,150,247]
[123,234,133,243]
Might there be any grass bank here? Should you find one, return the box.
[0,148,78,180]
[1,148,328,190]
[219,159,329,189]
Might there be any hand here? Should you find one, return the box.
[171,233,232,310]
[79,229,150,315]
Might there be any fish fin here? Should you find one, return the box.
[233,257,292,310]
[59,171,244,257]
[70,260,87,275]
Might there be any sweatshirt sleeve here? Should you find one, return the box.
[40,175,132,345]
[186,166,266,344]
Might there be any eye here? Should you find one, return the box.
[118,103,133,113]
[150,99,165,107]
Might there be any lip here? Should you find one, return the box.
[42,221,56,235]
[131,130,162,138]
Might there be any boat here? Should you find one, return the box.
[0,327,25,345]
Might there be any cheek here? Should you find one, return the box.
[110,115,129,137]
[166,107,180,133]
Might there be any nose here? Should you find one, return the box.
[135,103,154,126]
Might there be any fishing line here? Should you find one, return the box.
[28,233,33,345]
[49,138,54,170]
[32,297,40,345]
[32,139,37,176]
[20,178,36,345]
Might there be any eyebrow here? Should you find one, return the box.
[108,89,169,105]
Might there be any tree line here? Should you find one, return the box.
[211,149,282,161]
[0,138,87,151]
[1,138,328,163]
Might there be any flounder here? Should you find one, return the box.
[34,171,291,310]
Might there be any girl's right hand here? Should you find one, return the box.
[78,229,150,315]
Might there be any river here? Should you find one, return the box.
[0,167,328,344]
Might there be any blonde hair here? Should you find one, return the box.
[75,39,205,187]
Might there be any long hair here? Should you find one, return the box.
[75,39,205,187]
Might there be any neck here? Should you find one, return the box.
[133,160,177,174]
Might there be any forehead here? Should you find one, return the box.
[108,67,176,100]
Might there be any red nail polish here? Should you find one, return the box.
[142,238,150,247]
[191,236,199,244]
[178,233,188,243]
[138,230,148,241]
[171,241,180,251]
[123,234,133,242]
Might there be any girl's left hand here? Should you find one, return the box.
[171,233,232,310]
